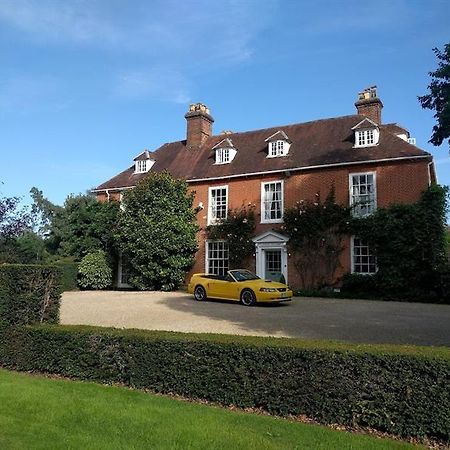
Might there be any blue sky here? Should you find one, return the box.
[0,0,449,207]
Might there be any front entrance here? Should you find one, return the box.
[252,231,289,283]
[264,248,283,282]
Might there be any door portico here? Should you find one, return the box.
[252,231,289,283]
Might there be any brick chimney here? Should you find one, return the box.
[185,103,214,149]
[355,86,383,124]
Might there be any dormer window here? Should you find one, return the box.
[270,140,287,157]
[212,138,237,165]
[265,130,291,158]
[357,129,374,146]
[135,160,151,173]
[216,147,230,164]
[133,150,155,173]
[352,118,379,148]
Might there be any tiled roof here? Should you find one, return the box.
[95,114,430,191]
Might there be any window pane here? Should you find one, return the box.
[353,237,376,274]
[207,241,229,276]
[351,173,376,217]
[263,182,282,221]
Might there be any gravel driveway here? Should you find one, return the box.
[60,290,450,346]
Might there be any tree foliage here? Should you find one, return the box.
[283,188,350,289]
[115,171,199,291]
[349,184,449,301]
[418,43,450,148]
[205,205,256,268]
[30,189,120,260]
[0,194,32,239]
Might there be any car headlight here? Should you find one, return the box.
[260,288,276,292]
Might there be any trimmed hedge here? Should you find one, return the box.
[0,325,448,441]
[0,265,61,326]
[53,260,78,291]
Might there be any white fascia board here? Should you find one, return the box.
[351,118,379,130]
[92,155,432,192]
[264,130,290,142]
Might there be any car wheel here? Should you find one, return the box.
[240,289,256,306]
[194,285,207,301]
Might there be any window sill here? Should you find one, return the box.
[261,219,284,224]
[266,154,288,158]
[353,143,378,149]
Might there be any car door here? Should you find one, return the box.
[208,275,238,300]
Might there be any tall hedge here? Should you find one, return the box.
[0,265,61,326]
[0,325,448,441]
[349,185,449,301]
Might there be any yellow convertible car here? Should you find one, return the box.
[187,269,293,306]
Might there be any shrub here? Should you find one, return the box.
[0,264,61,326]
[0,325,449,441]
[350,185,449,302]
[78,251,112,290]
[52,258,79,291]
[341,273,381,299]
[284,188,350,289]
[205,206,256,268]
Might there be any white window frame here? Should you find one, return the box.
[351,236,377,274]
[349,172,377,217]
[205,240,229,276]
[261,180,284,224]
[215,147,237,164]
[268,140,290,158]
[208,185,228,225]
[135,160,148,173]
[355,128,379,148]
[215,148,230,164]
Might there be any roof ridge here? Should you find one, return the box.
[207,114,361,140]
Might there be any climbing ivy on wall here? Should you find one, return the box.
[205,206,256,269]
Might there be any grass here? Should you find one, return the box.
[0,369,421,450]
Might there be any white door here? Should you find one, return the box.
[253,231,289,284]
[264,249,283,282]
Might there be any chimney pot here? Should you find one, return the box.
[355,86,383,124]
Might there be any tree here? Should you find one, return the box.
[418,43,450,149]
[115,171,199,291]
[0,194,32,239]
[30,189,120,260]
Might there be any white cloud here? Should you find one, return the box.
[0,0,277,105]
[0,0,119,45]
[0,0,276,64]
[114,69,190,104]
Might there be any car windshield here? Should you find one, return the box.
[229,270,260,282]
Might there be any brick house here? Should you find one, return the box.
[93,87,436,288]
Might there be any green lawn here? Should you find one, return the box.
[0,369,420,450]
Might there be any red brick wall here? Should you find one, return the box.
[186,115,213,149]
[186,159,430,287]
[95,159,430,288]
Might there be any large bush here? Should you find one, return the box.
[78,251,112,290]
[0,325,448,441]
[0,264,61,326]
[350,185,449,301]
[115,171,199,291]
